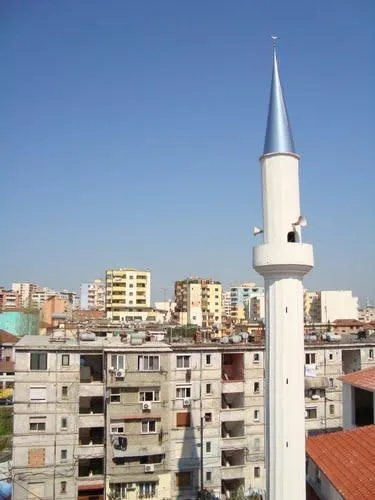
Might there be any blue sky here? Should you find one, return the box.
[1,0,374,303]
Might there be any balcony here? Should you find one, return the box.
[79,397,103,414]
[79,427,104,446]
[222,393,244,410]
[221,479,245,499]
[222,421,245,441]
[222,353,244,382]
[221,449,245,470]
[78,458,104,478]
[80,355,103,383]
[79,413,104,428]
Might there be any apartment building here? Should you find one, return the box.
[0,289,21,310]
[11,283,37,308]
[105,268,151,322]
[12,333,375,500]
[229,284,264,323]
[174,278,222,328]
[0,329,17,400]
[304,290,359,324]
[80,280,106,311]
[222,292,231,318]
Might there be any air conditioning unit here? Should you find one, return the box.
[183,398,191,407]
[115,369,125,378]
[144,464,154,473]
[142,401,152,411]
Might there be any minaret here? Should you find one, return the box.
[253,41,314,500]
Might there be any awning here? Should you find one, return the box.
[113,446,164,458]
[78,482,104,491]
[305,377,329,389]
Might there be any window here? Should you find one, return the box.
[254,410,260,421]
[329,404,335,415]
[305,407,317,419]
[176,355,190,368]
[205,442,211,453]
[329,378,335,388]
[60,481,67,494]
[140,389,160,402]
[111,354,125,370]
[254,466,261,478]
[28,448,45,467]
[61,354,70,366]
[29,417,46,432]
[61,417,68,429]
[111,388,121,403]
[254,437,260,451]
[206,471,212,481]
[139,482,156,498]
[328,352,333,361]
[204,412,212,423]
[29,386,46,402]
[110,422,125,434]
[253,353,260,363]
[61,386,68,398]
[176,412,191,427]
[61,449,67,461]
[305,353,316,365]
[369,349,374,359]
[206,354,211,365]
[206,384,212,395]
[138,355,159,371]
[30,352,47,370]
[176,386,191,399]
[176,472,191,488]
[254,382,260,393]
[111,484,127,498]
[141,420,156,433]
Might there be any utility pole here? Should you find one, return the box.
[200,416,204,496]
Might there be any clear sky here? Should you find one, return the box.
[1,0,374,304]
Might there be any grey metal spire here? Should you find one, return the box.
[263,43,296,155]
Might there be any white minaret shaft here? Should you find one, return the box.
[253,45,314,500]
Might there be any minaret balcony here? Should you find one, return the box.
[253,242,313,277]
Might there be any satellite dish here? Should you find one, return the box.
[253,226,263,236]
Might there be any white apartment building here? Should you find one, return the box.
[305,290,359,324]
[80,280,106,311]
[174,278,222,328]
[12,332,375,500]
[11,283,37,308]
[222,291,231,318]
[358,305,375,323]
[320,290,359,323]
[229,284,264,322]
[31,287,59,310]
[105,268,151,322]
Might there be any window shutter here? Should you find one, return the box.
[176,412,191,427]
[30,387,47,401]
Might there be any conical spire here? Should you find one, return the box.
[263,44,295,155]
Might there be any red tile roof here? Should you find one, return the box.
[333,319,364,325]
[0,330,19,344]
[307,425,375,499]
[339,366,375,392]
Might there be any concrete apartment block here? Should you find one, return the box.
[11,333,375,500]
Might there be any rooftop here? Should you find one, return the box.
[339,366,375,392]
[0,330,19,344]
[307,425,375,499]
